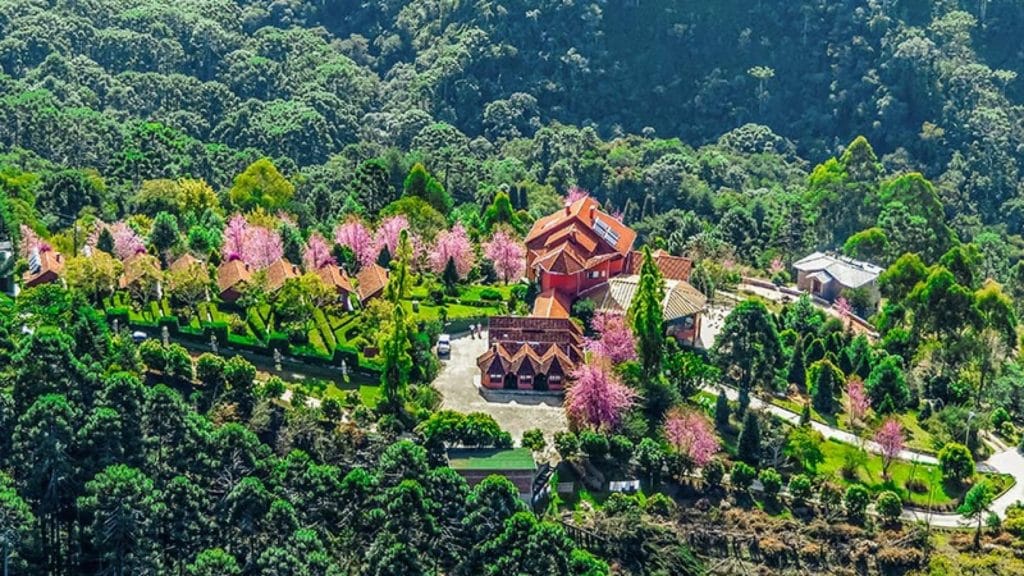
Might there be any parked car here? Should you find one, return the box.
[131,330,149,343]
[437,334,451,356]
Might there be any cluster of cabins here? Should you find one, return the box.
[476,196,709,392]
[12,243,390,309]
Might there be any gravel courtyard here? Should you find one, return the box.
[432,331,567,444]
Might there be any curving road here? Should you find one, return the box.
[708,384,1024,527]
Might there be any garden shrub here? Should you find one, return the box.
[579,430,609,461]
[844,484,870,524]
[479,287,502,301]
[938,442,974,485]
[730,462,755,492]
[875,491,903,526]
[138,339,165,371]
[876,547,924,571]
[788,474,812,504]
[603,493,641,516]
[758,468,783,501]
[644,493,676,517]
[702,458,725,489]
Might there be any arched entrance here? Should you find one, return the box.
[503,373,518,390]
[533,373,549,392]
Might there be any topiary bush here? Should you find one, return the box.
[875,490,903,526]
[730,462,756,492]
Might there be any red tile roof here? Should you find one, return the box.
[627,249,693,281]
[168,253,202,274]
[118,253,161,290]
[526,196,636,257]
[533,244,585,275]
[265,259,301,293]
[216,259,252,295]
[316,264,354,294]
[23,250,64,288]
[532,289,572,319]
[355,263,388,303]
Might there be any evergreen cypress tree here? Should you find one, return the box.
[737,411,761,465]
[787,336,807,389]
[628,247,666,379]
[714,389,730,429]
[97,227,115,254]
[810,359,843,415]
[799,402,812,427]
[442,257,459,295]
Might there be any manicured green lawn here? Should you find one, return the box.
[289,379,380,408]
[817,439,1009,508]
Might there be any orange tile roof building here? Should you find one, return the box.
[216,259,252,303]
[23,249,64,289]
[478,196,704,391]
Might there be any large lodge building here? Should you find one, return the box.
[478,196,707,392]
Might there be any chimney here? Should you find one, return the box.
[589,204,595,221]
[564,203,571,215]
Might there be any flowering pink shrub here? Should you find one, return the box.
[429,223,475,278]
[664,407,720,468]
[222,214,248,262]
[483,229,526,284]
[334,218,377,268]
[18,224,50,258]
[565,361,638,431]
[584,311,637,365]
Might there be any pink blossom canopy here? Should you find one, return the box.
[220,214,282,269]
[664,407,720,468]
[565,186,589,205]
[18,224,50,258]
[565,361,638,431]
[429,223,475,279]
[846,377,870,426]
[303,232,335,270]
[110,222,146,260]
[375,215,409,258]
[483,229,526,284]
[584,311,637,365]
[874,418,904,465]
[334,218,377,268]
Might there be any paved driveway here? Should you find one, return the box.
[432,332,567,444]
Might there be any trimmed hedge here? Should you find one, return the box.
[158,316,180,333]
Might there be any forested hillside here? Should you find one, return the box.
[2,0,1024,236]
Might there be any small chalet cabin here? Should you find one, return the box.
[216,259,252,302]
[315,264,355,310]
[23,248,64,289]
[525,196,636,297]
[447,448,537,502]
[477,316,582,391]
[355,263,389,304]
[264,259,301,293]
[793,252,882,310]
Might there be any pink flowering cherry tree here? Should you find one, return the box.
[483,228,526,284]
[334,218,377,268]
[429,223,475,278]
[244,226,283,269]
[565,361,638,431]
[303,232,335,270]
[874,418,904,479]
[565,185,589,205]
[18,224,51,258]
[110,222,146,260]
[845,377,870,430]
[375,215,409,259]
[222,214,248,262]
[584,311,637,365]
[664,407,720,469]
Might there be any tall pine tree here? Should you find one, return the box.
[629,247,666,379]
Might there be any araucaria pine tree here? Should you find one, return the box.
[737,410,761,465]
[385,229,413,303]
[628,246,666,378]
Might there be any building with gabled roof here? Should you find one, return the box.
[355,263,389,304]
[793,251,882,309]
[479,195,707,391]
[216,259,252,303]
[315,264,355,310]
[168,253,203,275]
[525,196,636,296]
[23,248,64,289]
[264,258,301,293]
[477,316,583,391]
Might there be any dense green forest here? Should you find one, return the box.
[7,1,1024,575]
